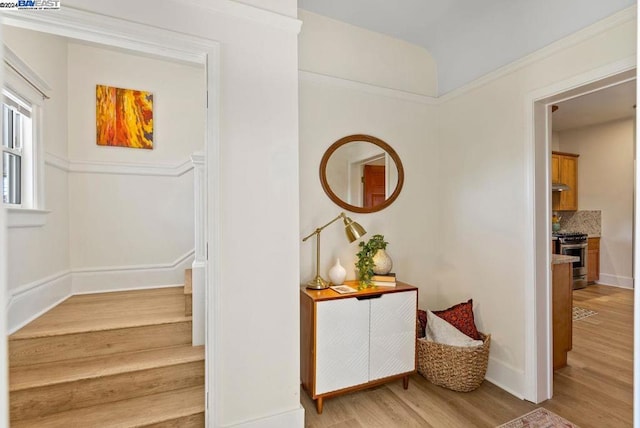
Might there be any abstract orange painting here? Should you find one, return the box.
[96,85,153,149]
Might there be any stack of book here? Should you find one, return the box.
[371,273,396,287]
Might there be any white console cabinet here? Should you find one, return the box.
[300,282,417,413]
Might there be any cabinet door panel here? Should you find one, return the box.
[369,291,416,381]
[559,156,578,210]
[315,298,369,394]
[551,155,560,184]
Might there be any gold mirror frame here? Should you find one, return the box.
[319,134,405,213]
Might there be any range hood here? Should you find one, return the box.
[552,182,571,192]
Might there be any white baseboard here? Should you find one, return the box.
[7,250,195,335]
[227,406,305,428]
[485,356,526,400]
[8,270,72,334]
[71,251,195,294]
[597,273,634,289]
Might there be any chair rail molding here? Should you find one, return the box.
[45,152,195,177]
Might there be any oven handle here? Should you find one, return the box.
[560,243,587,249]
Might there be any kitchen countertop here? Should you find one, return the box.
[552,254,580,264]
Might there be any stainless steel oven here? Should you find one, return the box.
[553,232,588,289]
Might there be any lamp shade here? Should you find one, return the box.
[343,215,366,243]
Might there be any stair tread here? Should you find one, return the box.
[11,345,204,391]
[11,288,189,340]
[12,385,204,428]
[11,314,192,340]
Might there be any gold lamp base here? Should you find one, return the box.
[306,275,330,290]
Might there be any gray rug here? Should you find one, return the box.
[573,306,597,321]
[497,408,580,427]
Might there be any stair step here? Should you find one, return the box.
[184,269,192,316]
[11,287,186,340]
[12,385,204,428]
[10,319,192,367]
[11,345,204,421]
[11,344,204,390]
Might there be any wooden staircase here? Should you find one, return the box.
[9,271,204,427]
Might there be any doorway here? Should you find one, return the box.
[526,63,637,406]
[0,9,219,425]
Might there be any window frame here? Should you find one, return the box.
[3,89,32,207]
[3,45,51,228]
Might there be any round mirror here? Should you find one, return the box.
[320,134,404,213]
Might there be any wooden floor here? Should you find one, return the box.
[301,285,633,428]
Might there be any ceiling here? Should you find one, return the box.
[552,80,636,132]
[298,0,636,95]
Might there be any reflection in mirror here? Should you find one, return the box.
[325,142,398,208]
[320,135,404,214]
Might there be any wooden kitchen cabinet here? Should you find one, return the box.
[552,152,579,211]
[588,237,600,284]
[300,282,417,413]
[552,260,573,370]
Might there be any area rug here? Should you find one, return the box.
[497,408,580,428]
[573,306,597,321]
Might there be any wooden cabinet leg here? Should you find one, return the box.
[316,397,323,414]
[403,375,409,390]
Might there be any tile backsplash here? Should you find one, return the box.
[557,210,601,237]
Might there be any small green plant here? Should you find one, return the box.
[355,234,388,288]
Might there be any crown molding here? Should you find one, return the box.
[299,70,438,105]
[439,6,637,102]
[2,6,211,65]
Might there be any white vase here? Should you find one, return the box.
[372,249,393,275]
[328,258,347,285]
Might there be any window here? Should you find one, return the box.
[2,89,32,206]
[3,45,51,227]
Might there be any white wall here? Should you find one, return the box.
[559,118,634,287]
[66,43,204,165]
[3,27,72,305]
[66,42,202,276]
[437,11,636,395]
[299,11,440,310]
[298,10,438,97]
[552,131,561,151]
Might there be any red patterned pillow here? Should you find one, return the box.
[433,299,481,340]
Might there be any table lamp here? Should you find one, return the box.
[302,212,366,289]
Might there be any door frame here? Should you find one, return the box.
[0,8,220,426]
[524,56,636,403]
[347,152,384,205]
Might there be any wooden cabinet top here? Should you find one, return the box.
[301,281,417,302]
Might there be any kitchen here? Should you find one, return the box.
[549,79,635,372]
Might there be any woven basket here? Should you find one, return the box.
[417,333,491,392]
